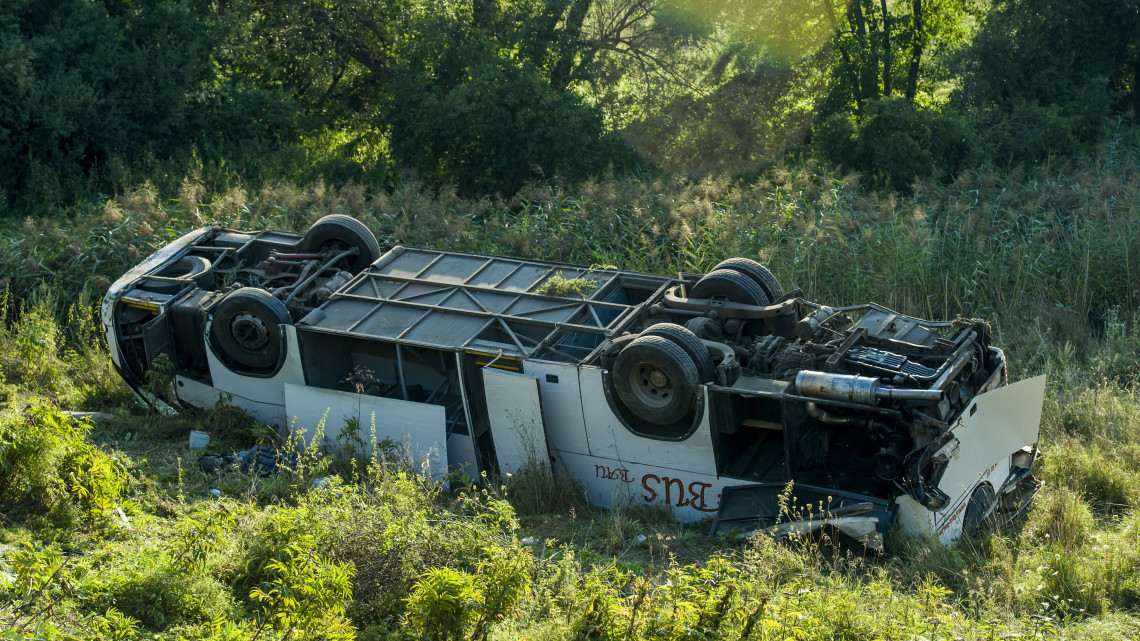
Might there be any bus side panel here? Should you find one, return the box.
[205,325,306,418]
[285,383,449,479]
[523,360,590,456]
[551,450,749,522]
[175,375,286,427]
[577,367,718,476]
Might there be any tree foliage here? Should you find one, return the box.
[0,0,209,205]
[956,0,1140,162]
[384,3,632,194]
[1,0,1138,209]
[815,97,975,190]
[0,0,297,210]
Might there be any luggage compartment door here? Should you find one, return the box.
[284,383,448,479]
[482,369,549,475]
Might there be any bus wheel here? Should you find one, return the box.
[613,335,699,424]
[300,214,381,274]
[710,257,783,301]
[211,287,291,371]
[144,255,212,294]
[641,323,715,383]
[689,268,771,307]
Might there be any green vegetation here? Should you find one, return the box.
[535,273,598,298]
[2,0,1137,208]
[1,0,1138,638]
[1,146,1140,637]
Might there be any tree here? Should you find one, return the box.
[384,2,631,193]
[958,0,1140,126]
[0,0,214,206]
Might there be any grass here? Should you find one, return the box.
[1,140,1140,638]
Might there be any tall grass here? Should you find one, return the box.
[4,132,1139,334]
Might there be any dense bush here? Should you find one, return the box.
[0,0,299,212]
[0,402,130,524]
[0,0,208,207]
[813,98,975,190]
[385,10,633,195]
[956,0,1140,164]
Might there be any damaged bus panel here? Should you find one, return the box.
[102,216,1045,549]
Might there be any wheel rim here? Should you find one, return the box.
[629,362,674,409]
[230,313,270,350]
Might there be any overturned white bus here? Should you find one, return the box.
[102,215,1044,549]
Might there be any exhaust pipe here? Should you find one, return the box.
[794,371,943,405]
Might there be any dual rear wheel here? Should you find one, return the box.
[613,330,704,425]
[612,258,783,426]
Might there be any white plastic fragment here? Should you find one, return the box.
[62,411,115,421]
[113,507,131,530]
[188,430,210,450]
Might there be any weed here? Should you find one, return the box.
[501,461,589,517]
[535,272,597,298]
[0,403,131,525]
[248,535,357,640]
[169,508,237,572]
[404,567,476,641]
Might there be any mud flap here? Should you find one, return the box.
[710,482,893,551]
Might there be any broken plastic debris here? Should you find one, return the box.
[114,507,131,530]
[62,410,114,421]
[188,430,210,450]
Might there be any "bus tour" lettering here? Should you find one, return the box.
[592,465,718,512]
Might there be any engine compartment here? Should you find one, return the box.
[598,283,1006,507]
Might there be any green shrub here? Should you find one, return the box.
[0,0,209,208]
[95,561,236,631]
[404,545,532,641]
[957,0,1139,150]
[0,402,130,524]
[248,535,357,641]
[234,500,345,595]
[0,0,302,211]
[169,508,238,573]
[1023,486,1094,552]
[0,289,130,409]
[385,12,632,196]
[0,294,64,392]
[331,475,450,625]
[814,98,976,191]
[404,567,477,641]
[1039,442,1138,512]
